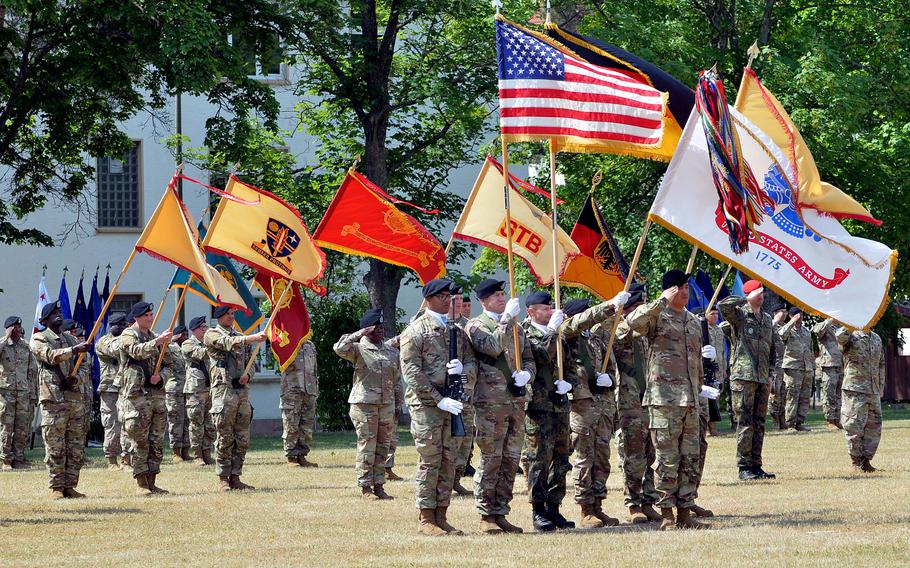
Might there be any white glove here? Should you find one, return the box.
[701,345,716,361]
[555,379,572,395]
[446,359,463,375]
[699,385,720,400]
[512,369,531,387]
[595,373,613,388]
[505,297,521,318]
[437,397,464,415]
[610,291,631,309]
[547,309,565,331]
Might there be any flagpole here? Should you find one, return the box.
[548,140,565,382]
[240,280,291,379]
[599,219,652,374]
[150,288,171,330]
[500,138,522,369]
[152,277,193,375]
[705,264,734,313]
[686,245,699,273]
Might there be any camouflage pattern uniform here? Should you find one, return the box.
[386,376,404,469]
[766,322,786,428]
[449,316,476,482]
[693,321,726,491]
[75,350,93,452]
[30,329,84,490]
[520,319,572,510]
[118,327,171,478]
[334,331,399,487]
[204,323,253,479]
[182,335,215,457]
[466,311,534,517]
[562,303,619,507]
[835,329,885,464]
[0,336,38,466]
[281,341,319,461]
[627,298,702,510]
[96,333,124,461]
[164,342,189,452]
[717,297,775,471]
[812,319,844,425]
[778,320,815,428]
[400,311,476,510]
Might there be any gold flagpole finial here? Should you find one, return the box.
[590,169,604,194]
[746,41,760,69]
[350,154,361,173]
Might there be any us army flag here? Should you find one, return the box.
[453,156,580,286]
[205,176,325,286]
[649,106,897,330]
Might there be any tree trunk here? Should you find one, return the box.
[759,0,775,46]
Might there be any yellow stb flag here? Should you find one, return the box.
[135,185,246,309]
[204,176,326,285]
[453,156,580,285]
[735,68,880,225]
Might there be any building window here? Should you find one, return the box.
[97,142,141,229]
[228,29,287,82]
[109,294,143,318]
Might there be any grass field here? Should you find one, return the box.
[1,405,909,567]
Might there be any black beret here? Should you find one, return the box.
[475,278,506,300]
[4,316,21,329]
[525,291,552,307]
[212,305,231,319]
[109,312,127,326]
[662,269,691,291]
[129,301,153,319]
[422,278,456,298]
[189,316,207,331]
[461,293,470,302]
[173,325,187,336]
[359,308,383,328]
[627,281,647,306]
[563,298,591,317]
[789,307,802,317]
[61,319,78,331]
[40,301,60,322]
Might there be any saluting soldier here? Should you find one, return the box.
[779,307,815,432]
[400,278,476,536]
[836,326,885,472]
[812,318,845,430]
[30,301,91,498]
[205,305,266,491]
[281,340,320,468]
[334,307,399,500]
[1,316,38,470]
[165,325,190,462]
[182,316,216,466]
[465,278,534,535]
[96,312,128,470]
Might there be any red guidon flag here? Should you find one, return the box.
[254,274,312,372]
[561,194,629,300]
[313,170,446,284]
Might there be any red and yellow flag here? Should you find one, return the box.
[313,170,446,285]
[254,273,312,372]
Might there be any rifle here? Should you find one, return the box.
[446,297,468,437]
[700,318,722,422]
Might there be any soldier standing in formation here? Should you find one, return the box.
[687,306,720,517]
[281,339,320,468]
[30,302,90,498]
[813,318,844,431]
[766,307,787,430]
[385,369,405,481]
[205,305,266,491]
[165,325,190,462]
[1,316,37,470]
[626,270,711,530]
[779,307,815,432]
[96,313,127,470]
[836,325,885,472]
[62,320,94,458]
[520,291,571,532]
[450,292,475,496]
[183,316,216,466]
[333,307,399,500]
[465,278,533,534]
[717,280,776,481]
[400,278,475,536]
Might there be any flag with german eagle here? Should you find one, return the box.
[560,194,630,300]
[254,273,311,371]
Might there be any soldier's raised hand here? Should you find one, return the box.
[660,285,679,302]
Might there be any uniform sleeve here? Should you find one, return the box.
[394,374,404,408]
[399,328,442,406]
[778,319,796,342]
[331,332,362,364]
[520,332,536,377]
[29,335,74,365]
[878,338,886,395]
[95,336,115,358]
[460,327,477,386]
[626,298,669,341]
[120,331,159,361]
[158,345,175,381]
[717,296,745,329]
[466,320,505,358]
[835,326,852,351]
[204,330,246,352]
[811,318,834,339]
[560,302,616,339]
[181,340,207,362]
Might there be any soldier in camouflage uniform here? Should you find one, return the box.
[519,291,570,532]
[118,302,173,496]
[718,280,777,482]
[165,325,190,462]
[334,308,399,500]
[183,316,215,466]
[465,279,534,534]
[766,308,787,430]
[385,371,405,481]
[626,270,711,530]
[835,326,885,472]
[281,340,319,468]
[812,318,844,430]
[62,320,95,464]
[400,278,476,536]
[205,305,266,491]
[450,292,475,497]
[1,316,38,470]
[562,292,629,529]
[779,307,815,432]
[30,302,90,498]
[96,312,127,470]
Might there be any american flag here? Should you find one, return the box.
[496,19,666,149]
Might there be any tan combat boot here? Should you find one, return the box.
[107,455,121,471]
[287,457,302,468]
[135,474,153,497]
[690,503,714,518]
[641,503,663,522]
[192,449,206,467]
[121,454,131,468]
[171,447,184,463]
[435,507,464,535]
[202,449,215,465]
[658,507,676,531]
[386,467,403,481]
[593,499,620,526]
[417,508,446,536]
[63,487,86,499]
[50,488,66,500]
[580,504,604,529]
[676,507,709,529]
[147,473,169,495]
[494,515,523,533]
[229,474,255,491]
[452,472,471,496]
[629,506,649,524]
[219,475,232,492]
[298,456,318,468]
[373,485,393,500]
[361,486,380,501]
[479,515,504,535]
